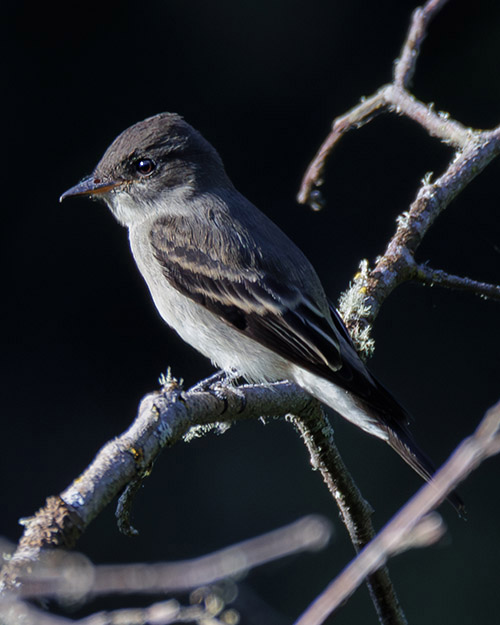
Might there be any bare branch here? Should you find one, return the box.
[415,265,500,301]
[296,89,388,207]
[294,399,500,625]
[384,84,473,146]
[297,5,500,359]
[0,518,331,624]
[0,379,404,624]
[297,82,475,209]
[340,134,500,347]
[393,0,450,88]
[298,0,486,207]
[297,0,500,359]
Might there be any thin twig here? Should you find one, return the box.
[394,0,450,87]
[296,90,389,206]
[385,84,473,145]
[415,265,500,301]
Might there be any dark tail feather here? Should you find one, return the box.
[386,424,466,518]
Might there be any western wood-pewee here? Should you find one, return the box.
[61,112,462,512]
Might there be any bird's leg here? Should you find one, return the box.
[190,368,240,393]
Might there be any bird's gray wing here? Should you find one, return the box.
[149,217,380,395]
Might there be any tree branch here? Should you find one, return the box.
[0,380,311,589]
[1,381,406,623]
[298,0,500,352]
[338,133,500,348]
[297,0,479,207]
[394,0,450,88]
[415,265,500,301]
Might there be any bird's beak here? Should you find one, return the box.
[59,176,121,202]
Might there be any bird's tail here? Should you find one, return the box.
[383,419,466,518]
[350,369,467,517]
[291,365,466,516]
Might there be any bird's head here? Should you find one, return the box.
[60,112,230,226]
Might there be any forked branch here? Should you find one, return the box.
[298,1,500,350]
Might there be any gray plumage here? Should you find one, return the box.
[60,112,463,513]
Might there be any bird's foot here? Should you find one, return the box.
[190,369,240,394]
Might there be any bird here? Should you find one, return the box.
[60,112,463,513]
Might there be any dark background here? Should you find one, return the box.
[3,0,500,623]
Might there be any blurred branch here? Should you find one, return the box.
[0,596,233,625]
[10,515,331,600]
[0,517,330,624]
[295,399,500,625]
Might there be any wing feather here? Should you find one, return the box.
[150,218,346,375]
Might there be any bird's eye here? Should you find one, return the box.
[135,158,156,176]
